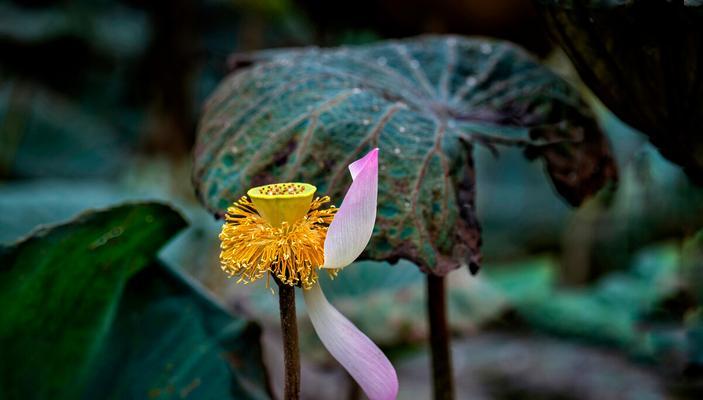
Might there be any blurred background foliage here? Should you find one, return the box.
[1,0,703,399]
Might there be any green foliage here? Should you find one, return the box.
[83,264,270,400]
[0,203,185,399]
[483,258,556,303]
[0,82,130,178]
[194,35,616,274]
[486,246,685,359]
[0,203,270,400]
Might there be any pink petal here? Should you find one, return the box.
[323,148,378,269]
[347,148,376,180]
[303,284,398,400]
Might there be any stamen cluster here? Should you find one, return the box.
[219,196,337,289]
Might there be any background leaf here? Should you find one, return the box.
[536,0,703,182]
[194,35,616,274]
[485,245,684,357]
[0,203,186,399]
[0,81,131,178]
[83,263,271,400]
[0,202,270,400]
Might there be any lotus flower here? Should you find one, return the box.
[219,148,398,400]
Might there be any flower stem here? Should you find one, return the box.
[277,281,300,400]
[426,274,454,400]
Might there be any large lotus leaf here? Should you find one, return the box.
[535,0,703,181]
[0,203,269,400]
[194,35,616,275]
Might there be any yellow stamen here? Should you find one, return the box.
[247,182,316,227]
[219,191,338,289]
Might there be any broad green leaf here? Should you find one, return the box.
[0,203,270,400]
[83,263,270,400]
[0,180,149,243]
[0,203,186,399]
[194,35,616,274]
[0,177,224,286]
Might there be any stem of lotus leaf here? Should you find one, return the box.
[427,274,454,400]
[277,280,300,400]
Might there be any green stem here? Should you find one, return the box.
[277,281,300,400]
[427,274,454,400]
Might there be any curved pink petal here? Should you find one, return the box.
[347,148,376,180]
[323,148,378,269]
[303,283,398,400]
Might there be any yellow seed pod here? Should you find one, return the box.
[247,182,316,227]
